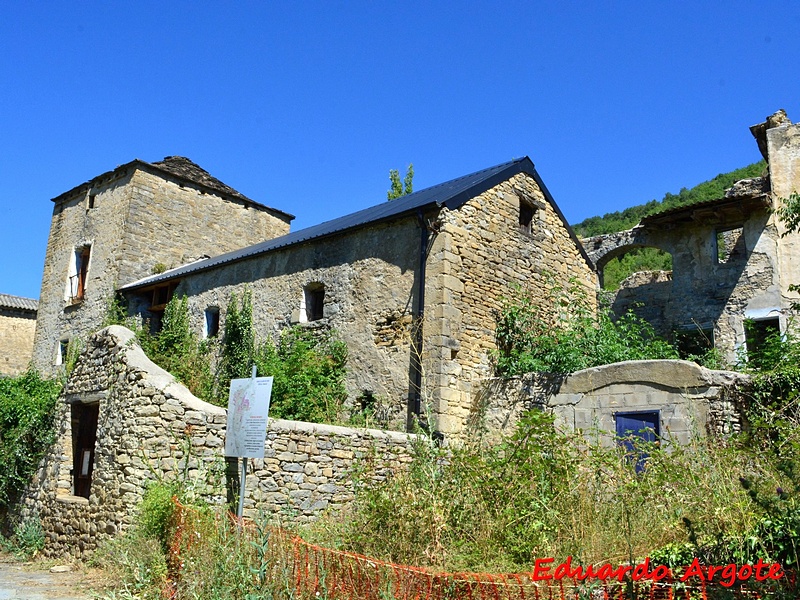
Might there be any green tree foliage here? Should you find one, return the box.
[387,163,414,200]
[0,371,61,510]
[573,161,766,238]
[493,279,678,375]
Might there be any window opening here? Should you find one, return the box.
[67,245,91,303]
[715,226,746,264]
[615,411,659,474]
[56,339,69,366]
[205,307,220,338]
[88,194,96,210]
[519,202,534,235]
[71,403,99,499]
[304,283,325,322]
[745,317,780,366]
[675,325,714,360]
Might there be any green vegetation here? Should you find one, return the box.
[601,247,672,291]
[111,290,349,424]
[493,279,677,376]
[572,161,766,238]
[0,371,61,512]
[387,163,414,200]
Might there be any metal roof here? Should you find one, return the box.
[121,157,571,291]
[0,293,39,312]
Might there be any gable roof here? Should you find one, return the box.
[51,156,294,221]
[0,293,38,313]
[121,157,593,291]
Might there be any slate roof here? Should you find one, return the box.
[121,156,590,291]
[0,293,39,313]
[51,157,294,221]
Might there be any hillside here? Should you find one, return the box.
[572,161,767,238]
[573,161,767,289]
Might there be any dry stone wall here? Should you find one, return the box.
[14,326,416,558]
[474,360,748,445]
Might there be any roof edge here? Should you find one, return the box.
[50,158,295,222]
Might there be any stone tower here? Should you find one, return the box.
[32,156,293,374]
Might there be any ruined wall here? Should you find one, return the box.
[766,120,800,309]
[33,165,291,376]
[475,360,747,445]
[14,326,415,558]
[424,172,597,438]
[0,307,37,376]
[137,218,423,429]
[598,203,780,364]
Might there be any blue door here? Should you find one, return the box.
[615,411,660,473]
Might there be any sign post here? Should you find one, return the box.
[224,365,273,521]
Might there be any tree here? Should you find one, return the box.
[387,164,414,200]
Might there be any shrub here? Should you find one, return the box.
[493,279,678,376]
[0,371,61,510]
[254,326,348,423]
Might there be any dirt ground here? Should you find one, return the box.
[0,553,112,600]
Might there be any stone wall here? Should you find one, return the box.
[32,163,291,376]
[474,360,748,445]
[133,216,423,429]
[424,172,597,438]
[0,307,37,376]
[13,326,415,558]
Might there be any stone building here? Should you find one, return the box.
[0,293,38,376]
[118,157,596,437]
[32,156,294,376]
[582,111,800,364]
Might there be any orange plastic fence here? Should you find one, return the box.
[167,499,778,600]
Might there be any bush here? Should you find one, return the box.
[493,279,678,376]
[254,326,348,423]
[0,370,61,510]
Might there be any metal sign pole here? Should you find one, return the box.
[236,365,257,521]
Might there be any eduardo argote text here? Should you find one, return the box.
[531,557,784,588]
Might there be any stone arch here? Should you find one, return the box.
[581,227,674,288]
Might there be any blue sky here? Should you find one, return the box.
[2,2,799,299]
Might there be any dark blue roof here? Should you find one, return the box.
[120,156,583,290]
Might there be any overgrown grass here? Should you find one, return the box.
[309,411,793,574]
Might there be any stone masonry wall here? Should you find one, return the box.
[424,172,597,438]
[138,217,423,429]
[33,165,291,377]
[474,360,748,446]
[0,308,37,376]
[14,326,415,558]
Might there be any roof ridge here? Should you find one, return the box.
[120,157,534,291]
